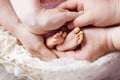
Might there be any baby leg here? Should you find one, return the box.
[46,31,67,49]
[56,27,84,51]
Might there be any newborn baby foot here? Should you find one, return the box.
[46,31,67,49]
[56,27,83,51]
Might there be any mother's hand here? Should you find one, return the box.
[14,24,57,61]
[53,27,111,62]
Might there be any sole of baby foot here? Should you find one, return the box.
[46,31,67,49]
[56,27,84,51]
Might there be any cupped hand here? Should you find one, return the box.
[53,27,111,62]
[14,23,57,61]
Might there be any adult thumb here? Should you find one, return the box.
[73,12,92,27]
[62,11,83,22]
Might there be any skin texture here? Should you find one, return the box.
[0,0,57,61]
[51,0,120,61]
[56,27,83,51]
[46,27,83,51]
[54,26,120,62]
[52,27,113,62]
[10,0,80,34]
[0,0,81,61]
[1,0,120,61]
[58,0,120,27]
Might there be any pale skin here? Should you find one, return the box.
[46,27,84,51]
[0,0,57,61]
[0,0,80,61]
[53,0,120,61]
[56,27,83,51]
[53,26,120,62]
[2,0,120,62]
[58,0,120,27]
[10,0,80,34]
[10,0,84,52]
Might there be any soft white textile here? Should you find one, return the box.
[0,26,120,80]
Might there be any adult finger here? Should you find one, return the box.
[61,11,83,22]
[58,0,84,11]
[73,12,93,27]
[46,11,83,31]
[58,0,77,10]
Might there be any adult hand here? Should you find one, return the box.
[0,0,57,61]
[10,0,81,34]
[58,0,120,27]
[14,24,57,61]
[26,8,81,34]
[53,27,114,62]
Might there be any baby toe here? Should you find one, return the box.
[62,32,67,38]
[79,31,84,35]
[73,27,80,34]
[54,32,60,38]
[53,34,58,38]
[77,38,83,44]
[59,31,63,35]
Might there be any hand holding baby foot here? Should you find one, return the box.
[53,27,116,62]
[14,24,57,61]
